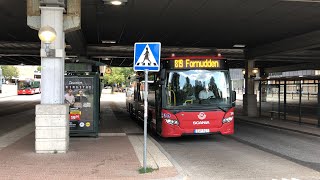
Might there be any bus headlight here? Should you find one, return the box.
[164,119,179,125]
[222,116,233,124]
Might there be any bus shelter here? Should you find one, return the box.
[64,61,104,137]
[256,76,320,127]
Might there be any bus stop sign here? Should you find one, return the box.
[134,42,161,72]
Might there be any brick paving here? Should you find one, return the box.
[0,133,177,180]
[0,93,178,179]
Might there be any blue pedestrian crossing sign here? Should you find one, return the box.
[134,42,161,72]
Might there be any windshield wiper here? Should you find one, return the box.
[216,106,227,112]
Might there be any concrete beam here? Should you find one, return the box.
[2,56,23,64]
[279,50,320,56]
[264,63,320,73]
[39,0,66,7]
[86,45,220,58]
[65,30,87,56]
[266,56,320,61]
[0,49,39,55]
[256,55,320,62]
[27,0,81,31]
[246,30,320,58]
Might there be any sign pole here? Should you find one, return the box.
[133,42,160,173]
[143,69,148,172]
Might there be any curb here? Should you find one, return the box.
[148,135,189,180]
[0,122,35,150]
[127,134,188,180]
[237,118,320,137]
[0,94,16,99]
[227,135,320,173]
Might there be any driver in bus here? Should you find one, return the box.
[199,85,215,100]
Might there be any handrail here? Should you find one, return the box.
[167,86,176,106]
[170,90,176,106]
[184,99,193,104]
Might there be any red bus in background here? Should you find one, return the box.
[17,79,41,95]
[126,56,236,137]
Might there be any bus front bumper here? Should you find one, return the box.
[161,121,234,137]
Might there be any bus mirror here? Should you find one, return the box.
[160,69,166,81]
[231,91,236,102]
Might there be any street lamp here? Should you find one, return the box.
[242,68,259,78]
[252,68,259,75]
[38,26,57,57]
[250,68,259,78]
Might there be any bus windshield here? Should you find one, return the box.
[18,81,33,90]
[165,70,231,109]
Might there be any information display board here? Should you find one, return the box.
[163,57,228,70]
[65,75,99,137]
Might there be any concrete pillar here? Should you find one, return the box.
[243,60,258,117]
[35,6,69,153]
[317,83,320,127]
[0,67,2,93]
[35,104,69,153]
[40,7,65,104]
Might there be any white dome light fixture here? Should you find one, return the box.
[111,1,122,5]
[252,68,259,75]
[38,26,57,57]
[103,0,128,6]
[38,26,57,44]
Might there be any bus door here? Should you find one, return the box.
[155,82,162,134]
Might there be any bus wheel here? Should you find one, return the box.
[129,105,135,118]
[147,114,155,135]
[149,123,156,136]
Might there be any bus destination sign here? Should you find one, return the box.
[172,59,224,69]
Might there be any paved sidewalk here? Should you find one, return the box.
[0,84,17,98]
[234,98,320,137]
[0,133,177,180]
[0,92,179,180]
[236,115,320,137]
[0,93,16,98]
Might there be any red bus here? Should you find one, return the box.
[17,79,41,95]
[126,56,236,137]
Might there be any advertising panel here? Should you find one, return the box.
[65,76,95,132]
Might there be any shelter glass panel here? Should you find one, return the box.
[260,84,280,119]
[300,83,318,125]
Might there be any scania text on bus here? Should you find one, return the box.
[126,56,236,137]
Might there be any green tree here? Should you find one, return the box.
[1,66,19,80]
[37,66,41,72]
[103,67,134,86]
